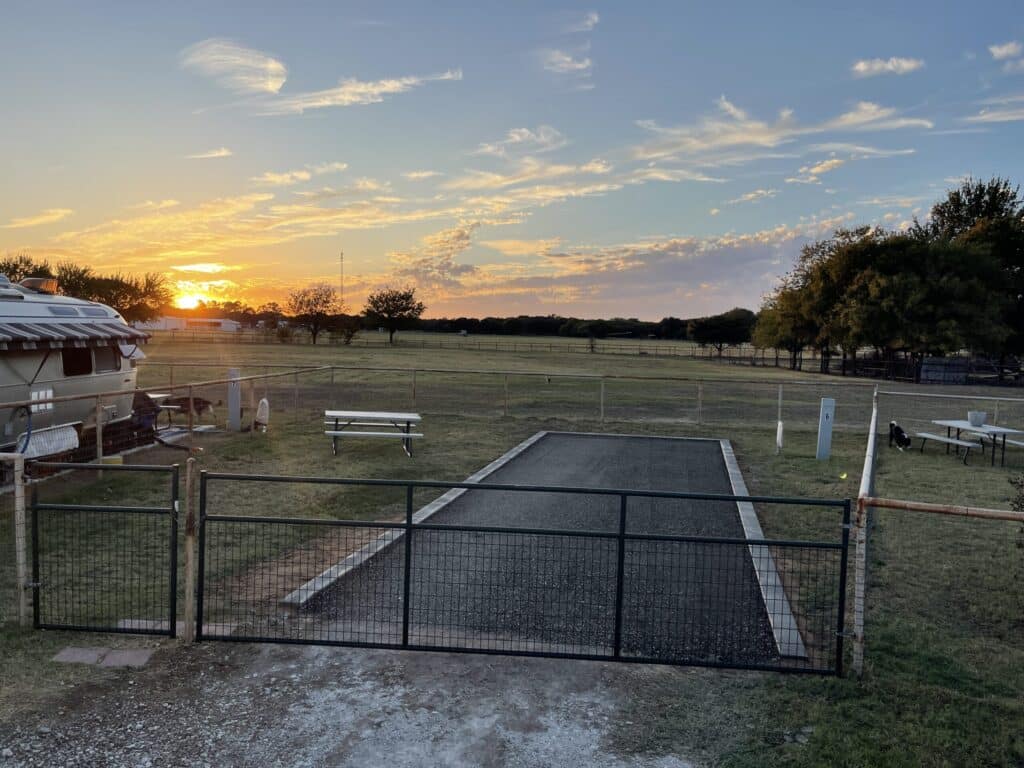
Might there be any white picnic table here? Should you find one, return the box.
[324,410,422,457]
[930,419,1024,467]
[146,392,181,427]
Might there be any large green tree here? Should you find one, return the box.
[287,283,343,344]
[363,286,426,344]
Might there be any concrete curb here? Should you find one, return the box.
[280,430,551,609]
[719,439,808,659]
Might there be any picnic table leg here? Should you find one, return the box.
[1000,435,1006,467]
[945,426,951,454]
[332,417,339,457]
[405,421,412,458]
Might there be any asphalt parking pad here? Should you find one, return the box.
[314,433,784,668]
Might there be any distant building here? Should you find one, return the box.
[134,316,242,333]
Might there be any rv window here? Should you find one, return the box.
[61,347,92,376]
[93,345,120,372]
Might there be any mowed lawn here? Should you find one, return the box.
[1,337,1022,766]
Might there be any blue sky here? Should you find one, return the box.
[1,1,1022,318]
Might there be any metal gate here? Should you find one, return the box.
[197,472,850,675]
[30,461,179,637]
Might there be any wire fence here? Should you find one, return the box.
[8,360,1024,482]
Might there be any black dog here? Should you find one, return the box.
[889,421,911,450]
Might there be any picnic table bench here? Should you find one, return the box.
[324,410,422,457]
[915,432,976,464]
[931,419,1024,467]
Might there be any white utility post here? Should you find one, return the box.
[776,385,784,454]
[227,368,242,432]
[816,397,836,460]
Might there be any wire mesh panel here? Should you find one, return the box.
[201,518,407,646]
[30,463,178,636]
[406,528,617,656]
[620,537,842,672]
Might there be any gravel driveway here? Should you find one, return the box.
[0,641,707,768]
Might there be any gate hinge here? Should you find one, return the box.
[174,501,180,513]
[836,630,855,638]
[24,582,41,589]
[841,523,855,530]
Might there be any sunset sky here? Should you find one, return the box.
[1,1,1022,319]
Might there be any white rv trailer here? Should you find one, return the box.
[0,275,149,456]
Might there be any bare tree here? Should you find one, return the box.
[287,283,342,344]
[363,286,426,344]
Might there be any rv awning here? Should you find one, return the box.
[0,321,149,351]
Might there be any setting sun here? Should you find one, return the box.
[173,292,208,310]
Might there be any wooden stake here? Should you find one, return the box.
[182,457,197,643]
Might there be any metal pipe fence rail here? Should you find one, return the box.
[27,461,179,637]
[197,471,851,675]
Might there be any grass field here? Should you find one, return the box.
[2,338,1023,765]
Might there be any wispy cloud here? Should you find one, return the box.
[262,69,462,114]
[566,11,600,33]
[543,49,593,75]
[444,157,611,191]
[130,199,180,211]
[807,143,915,158]
[633,98,932,161]
[171,262,242,274]
[180,39,287,94]
[186,147,233,160]
[251,161,348,187]
[2,208,73,229]
[480,238,562,256]
[253,170,312,187]
[402,170,443,181]
[727,189,777,205]
[472,126,568,157]
[851,57,924,77]
[856,193,930,208]
[786,157,845,184]
[989,41,1022,60]
[625,166,727,184]
[964,106,1024,123]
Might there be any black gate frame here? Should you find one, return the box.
[197,472,851,675]
[29,461,180,637]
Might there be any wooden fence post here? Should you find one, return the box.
[187,385,195,454]
[182,457,197,643]
[853,497,868,677]
[8,455,28,626]
[95,395,104,464]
